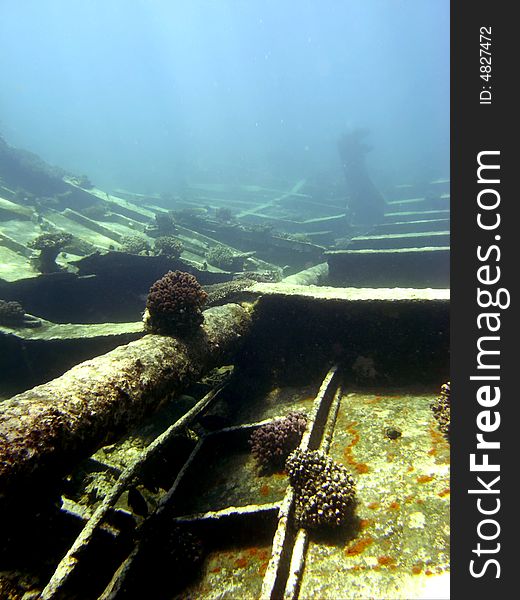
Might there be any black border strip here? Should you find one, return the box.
[451,2,515,597]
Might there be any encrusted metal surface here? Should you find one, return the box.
[4,378,449,600]
[171,427,289,515]
[260,366,340,600]
[173,543,274,600]
[40,382,229,600]
[250,282,450,301]
[298,390,450,600]
[230,385,318,426]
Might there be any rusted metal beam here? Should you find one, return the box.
[40,380,230,600]
[282,386,344,600]
[0,303,251,502]
[259,366,340,600]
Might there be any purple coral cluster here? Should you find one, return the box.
[286,448,356,529]
[431,381,450,439]
[250,411,308,473]
[144,270,208,334]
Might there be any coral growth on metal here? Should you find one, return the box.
[0,299,26,325]
[286,448,356,529]
[431,381,450,439]
[153,236,183,258]
[250,411,308,474]
[205,244,235,270]
[144,270,208,335]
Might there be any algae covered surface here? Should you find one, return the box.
[299,390,450,599]
[173,544,273,600]
[165,386,449,600]
[171,439,288,515]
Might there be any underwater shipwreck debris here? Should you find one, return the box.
[286,448,356,529]
[0,299,26,326]
[338,129,386,225]
[204,245,255,272]
[153,235,183,259]
[145,211,177,237]
[129,521,205,595]
[250,411,308,474]
[13,187,36,206]
[119,234,151,255]
[0,298,26,322]
[204,279,257,307]
[127,486,149,517]
[205,244,235,270]
[39,382,228,599]
[68,174,94,189]
[0,134,69,196]
[431,381,450,439]
[351,355,378,381]
[28,231,73,273]
[215,206,234,222]
[0,303,251,502]
[0,299,41,328]
[79,202,110,221]
[384,426,402,440]
[236,270,281,283]
[143,270,208,335]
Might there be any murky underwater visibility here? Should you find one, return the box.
[0,1,449,598]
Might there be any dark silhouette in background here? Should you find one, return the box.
[338,129,386,225]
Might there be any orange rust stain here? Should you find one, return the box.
[405,495,415,504]
[377,555,396,566]
[366,396,383,404]
[359,518,373,529]
[258,561,268,577]
[345,536,373,556]
[429,423,445,443]
[259,484,270,497]
[258,549,269,561]
[407,465,415,472]
[234,557,248,569]
[417,475,434,484]
[343,425,370,474]
[355,463,370,474]
[367,501,380,510]
[247,548,258,556]
[210,567,221,574]
[416,498,425,504]
[438,488,451,497]
[425,570,434,576]
[342,447,356,463]
[388,501,400,511]
[428,423,449,463]
[347,430,360,443]
[428,448,437,456]
[412,564,423,575]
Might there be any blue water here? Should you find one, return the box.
[0,0,449,195]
